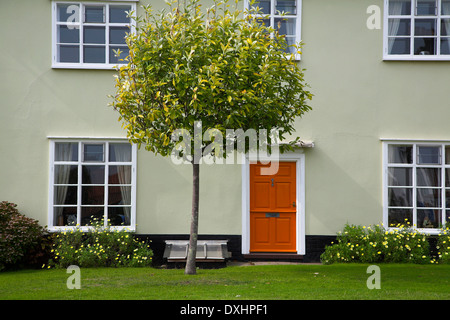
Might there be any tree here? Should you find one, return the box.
[110,0,312,275]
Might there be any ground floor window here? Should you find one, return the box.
[384,141,450,231]
[49,139,136,229]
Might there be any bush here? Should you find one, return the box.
[320,223,433,265]
[436,225,450,264]
[46,218,153,268]
[0,201,48,271]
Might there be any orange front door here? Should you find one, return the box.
[250,162,297,252]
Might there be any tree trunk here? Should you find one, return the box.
[185,162,200,275]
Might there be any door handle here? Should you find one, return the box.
[271,178,274,187]
[293,201,296,207]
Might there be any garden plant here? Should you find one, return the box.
[46,217,153,268]
[321,221,450,265]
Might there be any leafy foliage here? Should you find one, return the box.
[0,201,48,270]
[110,0,312,158]
[436,225,450,264]
[46,218,153,268]
[319,223,450,265]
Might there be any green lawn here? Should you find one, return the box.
[0,263,449,300]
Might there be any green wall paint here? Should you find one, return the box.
[1,0,449,236]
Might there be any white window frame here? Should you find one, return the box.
[244,0,303,60]
[52,1,136,69]
[383,0,450,60]
[48,138,137,232]
[382,140,450,234]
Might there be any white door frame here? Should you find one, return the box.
[241,152,306,255]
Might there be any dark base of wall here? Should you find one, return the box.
[135,234,337,266]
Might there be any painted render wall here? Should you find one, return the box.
[0,0,449,237]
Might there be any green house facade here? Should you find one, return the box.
[1,0,449,262]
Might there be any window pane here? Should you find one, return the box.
[414,18,436,35]
[388,37,411,54]
[108,186,131,205]
[55,143,78,161]
[416,0,437,15]
[388,208,413,227]
[109,46,129,64]
[54,165,78,185]
[414,37,436,54]
[388,145,413,163]
[417,209,441,228]
[441,19,450,35]
[441,38,450,54]
[109,166,132,184]
[284,37,297,54]
[84,26,105,44]
[109,143,132,162]
[446,190,450,207]
[58,25,79,43]
[82,186,104,205]
[82,165,105,184]
[110,5,131,23]
[276,0,296,15]
[389,0,412,15]
[109,27,128,44]
[446,147,450,164]
[81,207,103,225]
[54,186,78,205]
[59,45,80,63]
[274,18,296,35]
[83,144,104,162]
[388,167,412,186]
[108,207,131,226]
[57,3,80,22]
[417,146,440,164]
[85,6,104,23]
[84,46,106,63]
[388,188,413,206]
[442,0,450,15]
[253,0,271,14]
[54,206,77,226]
[417,168,441,186]
[417,188,441,207]
[388,18,411,35]
[445,168,450,187]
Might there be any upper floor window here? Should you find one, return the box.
[246,0,302,58]
[52,2,135,69]
[384,0,450,60]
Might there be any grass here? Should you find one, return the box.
[0,263,449,300]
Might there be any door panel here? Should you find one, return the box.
[250,162,297,252]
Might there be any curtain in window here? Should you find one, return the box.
[389,1,407,53]
[443,1,450,52]
[54,143,73,225]
[113,144,132,224]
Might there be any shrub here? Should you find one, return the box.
[436,225,450,264]
[320,223,432,265]
[46,218,153,268]
[0,201,48,270]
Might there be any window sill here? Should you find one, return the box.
[52,63,125,70]
[387,227,445,236]
[48,226,136,233]
[383,55,450,61]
